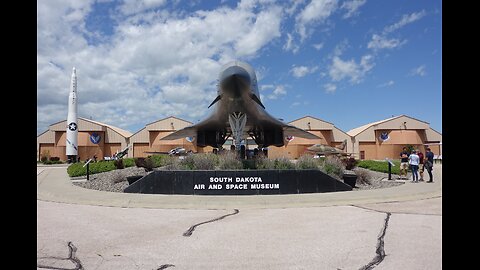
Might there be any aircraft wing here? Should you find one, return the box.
[283,125,320,140]
[161,126,197,141]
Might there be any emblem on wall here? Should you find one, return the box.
[68,122,77,131]
[90,132,101,144]
[185,136,195,143]
[285,135,295,142]
[379,131,390,142]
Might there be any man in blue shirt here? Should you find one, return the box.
[399,147,409,179]
[424,148,434,182]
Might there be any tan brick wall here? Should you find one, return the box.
[104,143,121,158]
[359,142,377,160]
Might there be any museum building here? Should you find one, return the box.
[37,117,131,161]
[347,115,442,160]
[37,115,442,161]
[128,116,214,158]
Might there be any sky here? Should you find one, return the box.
[37,0,442,136]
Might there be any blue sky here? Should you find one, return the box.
[37,0,442,135]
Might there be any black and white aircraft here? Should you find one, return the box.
[161,61,319,149]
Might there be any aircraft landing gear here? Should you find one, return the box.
[228,112,247,154]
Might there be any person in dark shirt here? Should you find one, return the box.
[417,149,424,181]
[399,147,409,179]
[424,148,434,182]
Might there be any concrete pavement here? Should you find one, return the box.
[37,165,442,269]
[37,165,442,209]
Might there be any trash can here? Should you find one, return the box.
[343,170,357,188]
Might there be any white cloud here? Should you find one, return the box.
[341,0,366,19]
[119,0,167,16]
[291,101,301,106]
[260,84,275,91]
[285,0,306,15]
[290,65,318,78]
[328,54,374,84]
[324,83,337,93]
[367,34,406,50]
[364,10,425,54]
[283,33,300,53]
[235,7,283,56]
[37,0,285,134]
[333,39,349,56]
[384,10,426,33]
[267,85,287,99]
[409,65,426,77]
[295,0,339,41]
[312,42,324,50]
[378,80,394,87]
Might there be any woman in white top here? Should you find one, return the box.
[408,150,420,183]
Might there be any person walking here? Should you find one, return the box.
[417,149,425,181]
[424,147,434,182]
[399,147,410,179]
[408,150,420,183]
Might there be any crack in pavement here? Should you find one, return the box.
[37,242,83,270]
[157,264,175,269]
[351,204,441,216]
[183,209,239,237]
[358,212,391,270]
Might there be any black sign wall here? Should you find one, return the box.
[124,170,352,195]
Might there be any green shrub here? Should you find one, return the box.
[353,168,372,185]
[219,151,243,170]
[180,153,218,170]
[163,158,185,170]
[242,160,256,170]
[42,160,63,165]
[135,157,154,171]
[114,159,124,169]
[320,156,345,179]
[342,157,358,170]
[274,157,295,170]
[67,160,116,177]
[180,155,196,170]
[296,155,319,169]
[148,154,173,168]
[255,157,275,169]
[50,157,60,162]
[357,160,400,174]
[123,158,135,168]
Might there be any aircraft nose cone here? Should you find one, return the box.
[220,66,251,98]
[220,66,251,82]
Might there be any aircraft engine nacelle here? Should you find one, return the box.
[196,130,227,148]
[255,128,284,148]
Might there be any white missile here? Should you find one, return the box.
[66,67,78,158]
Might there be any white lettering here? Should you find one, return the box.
[208,184,222,189]
[194,184,205,190]
[250,183,280,189]
[226,184,248,189]
[210,177,232,183]
[236,177,263,182]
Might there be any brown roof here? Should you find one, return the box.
[78,117,132,138]
[347,115,430,137]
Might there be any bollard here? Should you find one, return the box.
[83,158,93,181]
[388,161,392,180]
[386,158,395,180]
